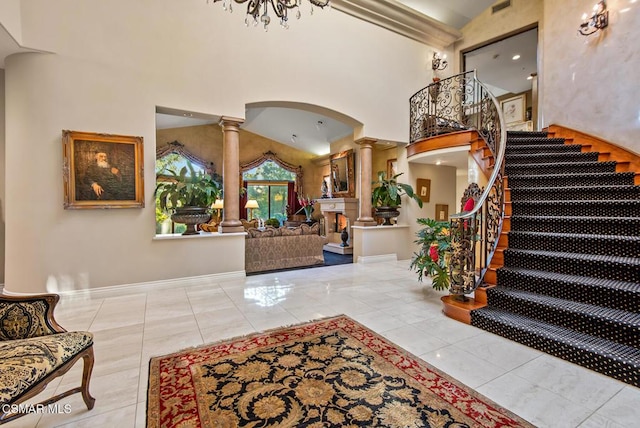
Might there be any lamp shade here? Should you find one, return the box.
[244,199,259,209]
[211,199,224,209]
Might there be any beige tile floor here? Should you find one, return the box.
[6,260,639,427]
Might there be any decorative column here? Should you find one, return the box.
[354,137,377,226]
[218,116,245,233]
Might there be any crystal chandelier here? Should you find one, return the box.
[207,0,331,31]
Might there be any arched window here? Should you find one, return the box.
[155,141,218,234]
[240,152,303,224]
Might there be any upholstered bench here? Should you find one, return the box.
[0,294,95,424]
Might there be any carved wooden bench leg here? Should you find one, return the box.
[81,346,96,410]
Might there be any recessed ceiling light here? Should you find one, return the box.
[512,54,521,60]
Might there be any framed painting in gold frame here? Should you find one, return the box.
[62,130,145,209]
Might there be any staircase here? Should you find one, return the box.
[470,130,640,388]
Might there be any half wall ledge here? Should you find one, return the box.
[352,224,411,263]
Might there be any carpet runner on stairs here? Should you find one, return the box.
[470,130,640,388]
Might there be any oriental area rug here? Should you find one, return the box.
[147,315,533,428]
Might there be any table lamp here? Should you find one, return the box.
[211,199,224,222]
[244,199,259,220]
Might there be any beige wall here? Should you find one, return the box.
[372,146,396,180]
[0,70,5,285]
[0,0,23,44]
[542,0,640,152]
[156,125,223,173]
[404,162,458,255]
[4,0,432,293]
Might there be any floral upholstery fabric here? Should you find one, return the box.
[241,219,259,231]
[245,233,326,273]
[281,227,303,236]
[0,332,93,404]
[0,300,57,340]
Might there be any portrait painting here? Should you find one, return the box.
[63,130,144,209]
[500,94,526,124]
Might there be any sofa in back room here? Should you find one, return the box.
[245,223,326,274]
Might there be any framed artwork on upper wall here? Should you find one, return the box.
[416,178,431,203]
[435,204,449,221]
[500,94,526,124]
[62,130,145,209]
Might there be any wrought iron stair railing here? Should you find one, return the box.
[409,70,506,299]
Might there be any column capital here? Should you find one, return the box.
[355,137,377,148]
[219,116,245,129]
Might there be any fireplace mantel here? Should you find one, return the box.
[315,198,359,254]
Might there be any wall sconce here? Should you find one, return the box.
[244,199,259,220]
[432,52,448,71]
[578,1,609,36]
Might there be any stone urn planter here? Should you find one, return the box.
[171,207,211,235]
[371,171,423,226]
[374,206,400,225]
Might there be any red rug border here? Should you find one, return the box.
[147,314,533,428]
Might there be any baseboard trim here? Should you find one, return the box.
[357,254,397,264]
[1,271,246,298]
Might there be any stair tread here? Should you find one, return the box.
[510,185,639,192]
[510,214,640,222]
[489,287,640,327]
[498,266,640,293]
[506,152,598,159]
[504,248,640,265]
[473,307,640,362]
[512,199,640,204]
[506,144,577,149]
[508,230,640,242]
[507,137,563,143]
[507,171,636,179]
[507,161,616,167]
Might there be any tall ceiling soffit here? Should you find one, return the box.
[331,0,462,49]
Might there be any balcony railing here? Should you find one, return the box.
[409,70,507,298]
